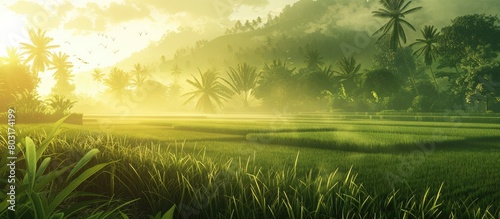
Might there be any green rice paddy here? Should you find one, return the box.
[2,113,499,218]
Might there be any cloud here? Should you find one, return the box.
[65,16,94,31]
[86,2,151,24]
[128,0,269,19]
[7,0,70,30]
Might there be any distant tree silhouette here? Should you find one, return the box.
[411,25,441,93]
[183,68,231,113]
[0,63,36,110]
[304,49,324,70]
[92,68,104,92]
[105,67,130,102]
[171,64,182,82]
[223,63,260,108]
[49,52,74,95]
[0,47,23,65]
[335,56,362,95]
[255,60,296,110]
[21,28,59,79]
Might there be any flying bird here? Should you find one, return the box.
[77,57,88,64]
[138,31,143,36]
[111,37,116,41]
[113,50,119,54]
[88,50,93,54]
[100,44,108,49]
[144,31,149,36]
[64,41,71,45]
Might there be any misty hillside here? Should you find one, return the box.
[111,0,383,80]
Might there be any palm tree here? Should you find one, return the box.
[92,68,104,92]
[304,49,324,69]
[50,52,73,80]
[410,25,440,93]
[183,68,231,113]
[49,52,74,95]
[334,56,362,96]
[21,28,59,79]
[47,94,76,116]
[104,67,130,102]
[222,63,260,108]
[131,63,151,92]
[171,64,182,82]
[372,0,422,51]
[0,47,24,65]
[335,56,361,80]
[372,0,422,94]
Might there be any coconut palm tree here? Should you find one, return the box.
[372,0,422,51]
[410,25,440,92]
[49,52,74,95]
[171,64,182,82]
[304,49,324,69]
[183,68,231,113]
[222,63,260,108]
[50,52,73,80]
[0,47,24,65]
[335,56,361,80]
[335,56,362,94]
[104,67,130,102]
[131,63,151,92]
[92,68,104,92]
[372,0,422,94]
[21,28,59,79]
[92,68,104,83]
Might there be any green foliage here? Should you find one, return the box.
[334,56,363,98]
[438,14,500,69]
[410,25,440,67]
[254,60,297,110]
[455,62,500,110]
[0,116,119,218]
[304,49,324,70]
[362,68,400,99]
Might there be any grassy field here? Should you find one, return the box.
[1,113,500,218]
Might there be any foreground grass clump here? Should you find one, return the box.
[0,118,127,218]
[8,126,496,219]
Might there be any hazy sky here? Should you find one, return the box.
[0,0,498,96]
[0,0,298,96]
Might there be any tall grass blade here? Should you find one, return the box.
[25,137,37,190]
[48,162,111,214]
[67,149,100,181]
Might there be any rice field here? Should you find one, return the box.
[1,113,499,218]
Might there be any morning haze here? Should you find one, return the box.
[0,0,499,218]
